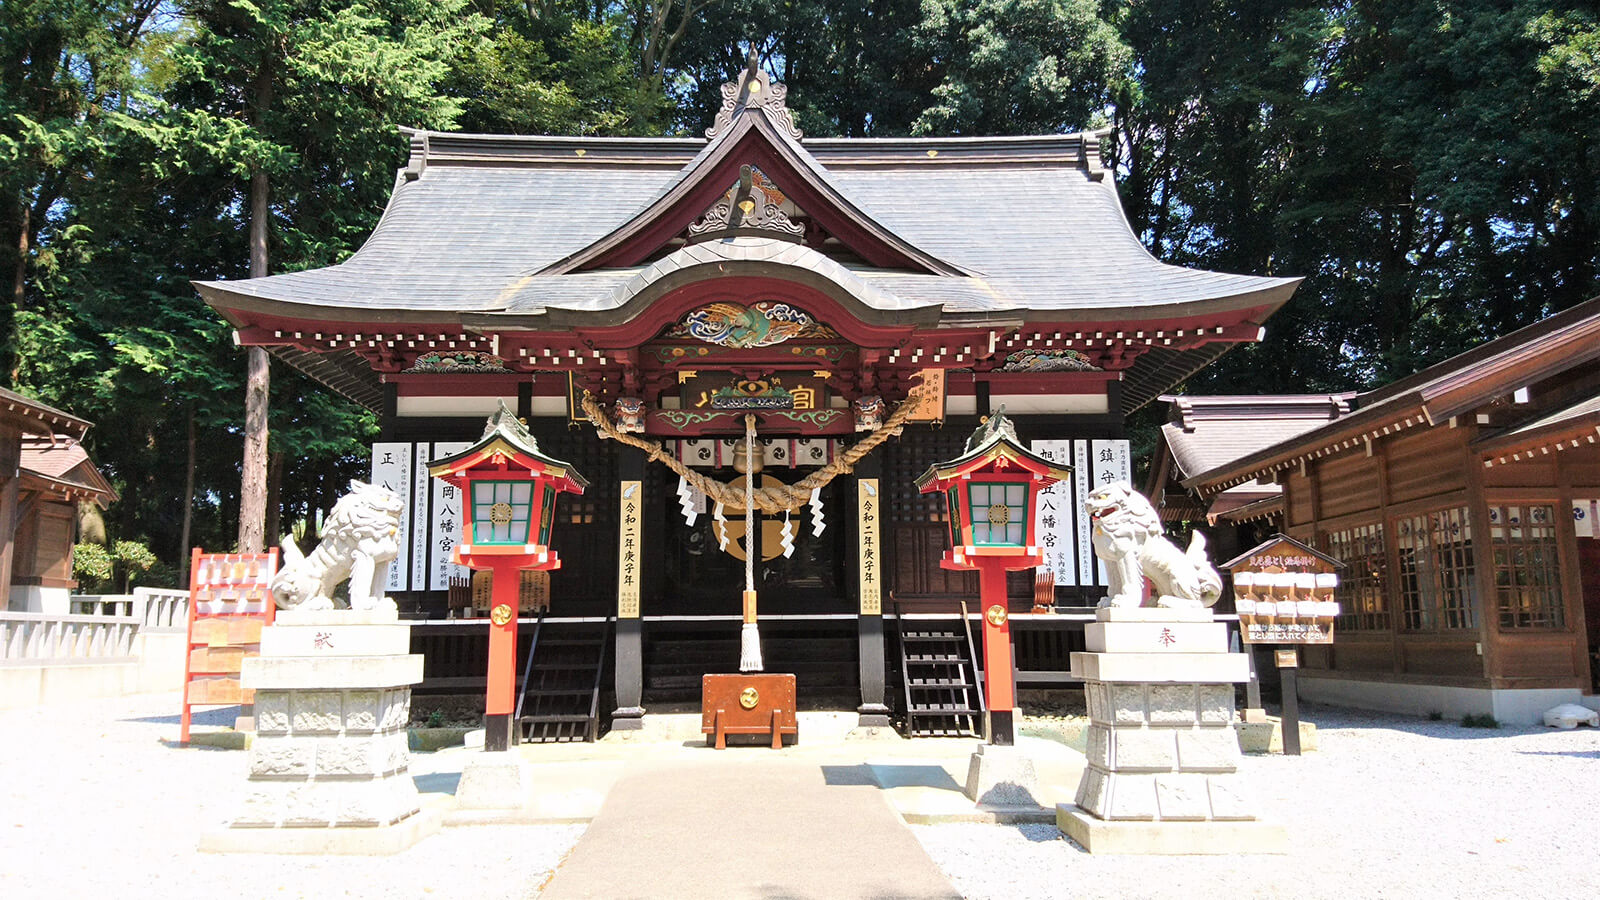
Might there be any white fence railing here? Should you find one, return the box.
[67,588,190,630]
[134,587,190,630]
[0,612,140,664]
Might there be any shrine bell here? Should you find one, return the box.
[429,402,588,751]
[914,409,1070,744]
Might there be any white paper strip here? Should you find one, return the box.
[779,512,795,558]
[428,442,471,591]
[370,443,411,593]
[676,476,698,526]
[809,487,825,537]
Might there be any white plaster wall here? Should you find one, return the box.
[1298,674,1582,726]
[8,585,70,614]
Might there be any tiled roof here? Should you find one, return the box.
[0,388,91,439]
[19,435,116,504]
[1159,394,1353,480]
[1187,296,1600,491]
[196,131,1296,322]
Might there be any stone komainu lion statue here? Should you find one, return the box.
[270,480,404,612]
[1085,481,1223,609]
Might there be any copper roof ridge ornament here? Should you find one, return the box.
[705,46,803,142]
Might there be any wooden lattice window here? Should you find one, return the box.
[1394,507,1476,631]
[1322,523,1389,630]
[1488,504,1564,629]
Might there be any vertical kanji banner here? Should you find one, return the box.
[1030,440,1077,586]
[857,479,882,615]
[370,443,412,593]
[429,441,471,591]
[618,480,642,617]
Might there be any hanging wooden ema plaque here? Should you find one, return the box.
[1220,534,1343,644]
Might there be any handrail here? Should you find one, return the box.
[0,612,140,663]
[889,595,915,732]
[588,617,613,742]
[958,598,987,722]
[512,607,548,731]
[134,587,190,630]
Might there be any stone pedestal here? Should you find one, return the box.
[964,742,1040,809]
[1058,608,1286,854]
[456,755,534,810]
[201,609,433,855]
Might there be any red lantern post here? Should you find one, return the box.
[429,403,588,751]
[915,410,1070,744]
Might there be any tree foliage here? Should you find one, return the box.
[4,0,1598,577]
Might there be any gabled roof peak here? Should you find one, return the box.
[705,51,803,142]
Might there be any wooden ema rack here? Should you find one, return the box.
[180,549,278,743]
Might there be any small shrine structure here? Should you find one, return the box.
[196,55,1300,732]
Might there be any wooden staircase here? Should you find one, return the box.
[891,600,985,738]
[515,614,612,743]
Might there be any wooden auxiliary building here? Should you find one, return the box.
[196,63,1300,737]
[1178,300,1600,722]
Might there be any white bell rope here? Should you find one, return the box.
[740,414,764,672]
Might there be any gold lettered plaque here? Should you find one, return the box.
[857,478,882,615]
[617,480,642,618]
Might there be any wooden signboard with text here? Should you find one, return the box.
[1221,535,1342,645]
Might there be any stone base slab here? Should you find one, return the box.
[964,743,1039,807]
[260,624,413,657]
[1057,804,1287,855]
[1086,621,1228,654]
[1072,651,1249,684]
[1095,608,1216,623]
[455,755,533,810]
[272,609,405,627]
[243,654,424,690]
[1236,718,1319,753]
[201,807,439,856]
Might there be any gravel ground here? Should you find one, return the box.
[915,704,1600,899]
[4,693,1596,899]
[0,692,581,900]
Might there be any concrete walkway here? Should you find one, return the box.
[540,757,963,900]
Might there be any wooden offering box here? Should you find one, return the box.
[701,673,798,749]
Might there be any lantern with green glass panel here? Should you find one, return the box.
[429,402,588,751]
[914,409,1070,744]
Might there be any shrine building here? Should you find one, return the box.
[197,63,1299,738]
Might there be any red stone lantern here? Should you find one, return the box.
[429,403,587,750]
[915,410,1070,744]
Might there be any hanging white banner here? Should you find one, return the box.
[1090,440,1133,586]
[1030,440,1077,587]
[429,442,471,591]
[409,443,431,591]
[370,443,412,593]
[1073,440,1094,586]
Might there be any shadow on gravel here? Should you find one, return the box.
[820,764,878,786]
[122,705,241,726]
[1516,748,1600,759]
[1016,823,1068,845]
